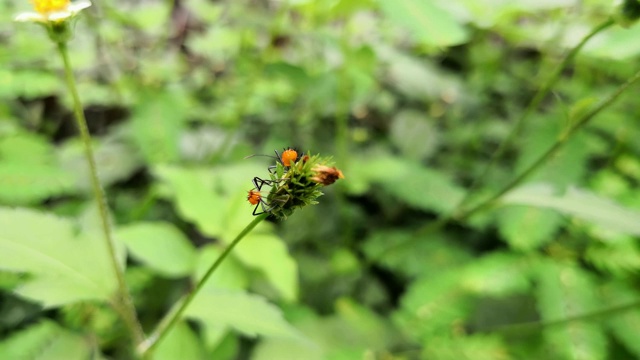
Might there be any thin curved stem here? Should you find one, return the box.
[139,213,269,356]
[485,299,640,336]
[459,66,640,220]
[56,42,145,346]
[453,19,615,211]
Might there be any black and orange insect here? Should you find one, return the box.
[245,147,303,173]
[247,177,279,215]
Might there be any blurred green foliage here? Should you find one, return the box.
[2,0,640,359]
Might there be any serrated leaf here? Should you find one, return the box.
[394,271,470,342]
[131,91,187,164]
[497,206,563,250]
[58,138,142,192]
[0,320,91,360]
[422,334,511,360]
[185,289,301,339]
[0,70,61,99]
[195,245,249,291]
[351,154,464,214]
[502,184,640,236]
[0,208,118,307]
[535,261,607,360]
[0,163,75,205]
[116,222,197,277]
[153,165,224,237]
[390,110,439,161]
[363,229,472,277]
[601,281,640,358]
[377,0,469,47]
[232,234,298,302]
[460,252,531,296]
[156,322,206,360]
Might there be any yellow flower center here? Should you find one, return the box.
[31,0,70,14]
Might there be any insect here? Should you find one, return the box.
[247,176,279,215]
[245,147,303,173]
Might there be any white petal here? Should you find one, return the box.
[68,1,92,13]
[14,12,46,22]
[48,11,73,21]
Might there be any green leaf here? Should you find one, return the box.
[58,138,142,192]
[116,222,197,277]
[0,320,91,360]
[232,234,298,302]
[585,22,640,60]
[0,163,75,205]
[195,245,249,291]
[394,270,471,342]
[390,110,440,161]
[501,184,640,236]
[422,334,511,360]
[601,281,640,358]
[0,70,61,99]
[497,206,563,250]
[185,289,301,339]
[0,208,118,307]
[363,229,472,277]
[377,0,469,47]
[585,236,640,275]
[153,165,224,237]
[131,91,187,164]
[460,252,531,296]
[535,261,607,360]
[350,154,465,214]
[156,322,206,360]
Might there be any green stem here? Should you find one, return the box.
[139,214,269,356]
[459,66,640,219]
[55,42,145,346]
[453,19,614,211]
[485,299,640,336]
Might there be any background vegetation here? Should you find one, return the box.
[2,0,640,359]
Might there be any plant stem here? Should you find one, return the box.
[485,299,640,336]
[139,213,269,356]
[459,66,640,219]
[55,42,145,345]
[453,19,614,211]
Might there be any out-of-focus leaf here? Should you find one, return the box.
[422,334,511,360]
[377,0,469,47]
[0,163,75,205]
[363,229,472,277]
[394,271,471,342]
[349,154,465,214]
[497,206,563,250]
[0,321,91,360]
[0,208,118,307]
[116,222,197,277]
[185,289,301,339]
[390,110,440,161]
[585,236,640,275]
[131,91,187,164]
[58,138,142,193]
[460,252,531,296]
[502,184,640,236]
[153,165,224,237]
[601,281,640,358]
[232,234,298,302]
[585,21,640,60]
[155,322,206,360]
[0,70,60,99]
[195,245,249,291]
[535,261,607,360]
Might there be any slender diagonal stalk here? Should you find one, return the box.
[453,19,614,211]
[459,66,640,219]
[485,299,640,336]
[139,213,269,356]
[56,42,144,345]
